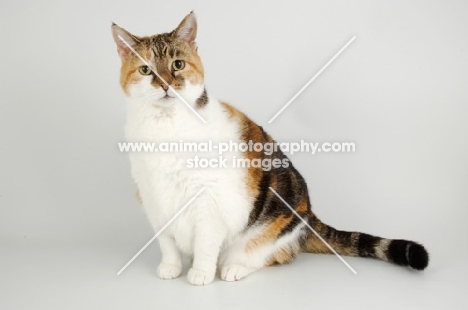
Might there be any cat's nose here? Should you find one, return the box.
[161,83,169,91]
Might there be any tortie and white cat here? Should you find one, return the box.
[112,12,428,285]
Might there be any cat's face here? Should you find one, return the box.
[112,13,204,107]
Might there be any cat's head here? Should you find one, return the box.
[111,12,205,107]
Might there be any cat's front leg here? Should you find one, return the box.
[187,220,227,286]
[157,234,183,280]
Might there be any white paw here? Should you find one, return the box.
[187,268,215,285]
[157,263,182,280]
[220,264,256,282]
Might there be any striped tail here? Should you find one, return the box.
[302,215,429,270]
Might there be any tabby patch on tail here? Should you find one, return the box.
[112,12,428,285]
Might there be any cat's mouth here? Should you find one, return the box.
[161,94,175,101]
[161,89,178,100]
[152,94,175,106]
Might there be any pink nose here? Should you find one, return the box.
[161,84,169,91]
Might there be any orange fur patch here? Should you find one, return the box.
[296,201,307,214]
[274,247,292,264]
[221,102,265,200]
[245,215,293,252]
[184,56,204,85]
[243,125,264,200]
[304,236,333,254]
[267,245,299,266]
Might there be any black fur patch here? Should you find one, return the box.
[388,239,410,266]
[196,88,208,109]
[408,243,429,270]
[358,233,380,257]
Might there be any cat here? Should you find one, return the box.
[111,12,429,285]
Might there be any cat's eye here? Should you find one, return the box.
[172,60,185,71]
[138,66,152,75]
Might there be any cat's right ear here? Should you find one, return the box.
[111,23,139,60]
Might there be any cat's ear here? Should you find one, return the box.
[111,23,139,60]
[173,12,197,49]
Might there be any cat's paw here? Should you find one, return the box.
[187,268,215,285]
[220,264,256,282]
[157,263,182,280]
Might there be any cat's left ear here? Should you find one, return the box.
[174,11,198,50]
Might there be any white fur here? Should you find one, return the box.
[125,78,256,284]
[375,238,391,261]
[125,77,301,285]
[219,221,306,281]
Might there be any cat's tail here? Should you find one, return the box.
[302,214,429,270]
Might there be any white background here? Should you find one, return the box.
[1,0,467,309]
